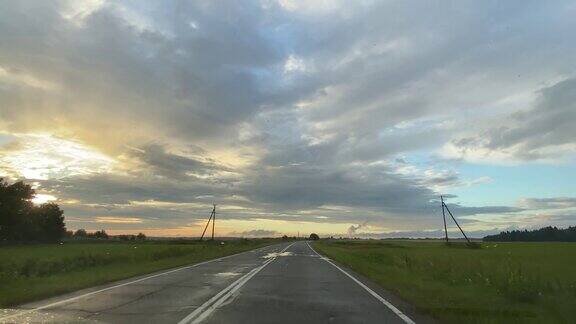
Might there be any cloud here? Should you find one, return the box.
[347,221,369,236]
[0,0,286,153]
[448,205,524,216]
[519,197,576,210]
[130,143,232,180]
[95,216,143,224]
[445,78,576,163]
[0,133,114,180]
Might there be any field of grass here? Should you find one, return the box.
[0,239,277,307]
[313,240,576,323]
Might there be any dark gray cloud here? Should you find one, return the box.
[40,173,235,206]
[131,144,230,179]
[519,197,576,210]
[451,78,576,161]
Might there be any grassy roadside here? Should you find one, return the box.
[313,240,576,323]
[0,239,277,307]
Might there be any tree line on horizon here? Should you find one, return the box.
[483,226,576,242]
[68,228,146,241]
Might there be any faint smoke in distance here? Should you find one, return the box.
[348,221,368,236]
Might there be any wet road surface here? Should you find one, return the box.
[0,241,426,323]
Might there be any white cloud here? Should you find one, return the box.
[61,0,106,25]
[0,134,115,180]
[283,54,307,73]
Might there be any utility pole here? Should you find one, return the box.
[441,196,471,244]
[211,204,216,241]
[441,196,449,243]
[200,205,216,241]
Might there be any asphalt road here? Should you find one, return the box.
[0,241,426,324]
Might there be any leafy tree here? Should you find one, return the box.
[309,233,320,240]
[0,179,66,242]
[0,179,34,241]
[32,203,66,242]
[92,229,109,239]
[74,229,88,238]
[136,232,146,240]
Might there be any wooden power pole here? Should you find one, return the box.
[441,196,449,243]
[211,204,215,241]
[441,196,471,244]
[200,204,216,241]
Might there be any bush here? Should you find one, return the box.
[309,233,320,240]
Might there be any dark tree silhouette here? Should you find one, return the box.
[92,229,109,239]
[74,229,88,238]
[32,203,66,242]
[309,233,320,240]
[0,178,66,242]
[136,232,146,240]
[0,179,34,241]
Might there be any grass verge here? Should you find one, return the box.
[0,239,277,307]
[313,240,576,323]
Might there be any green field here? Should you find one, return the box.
[313,240,576,323]
[0,239,276,307]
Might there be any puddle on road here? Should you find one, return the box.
[213,272,241,278]
[262,251,293,259]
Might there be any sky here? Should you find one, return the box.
[1,0,575,238]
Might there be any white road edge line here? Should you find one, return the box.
[307,242,416,324]
[0,244,277,322]
[178,242,296,324]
